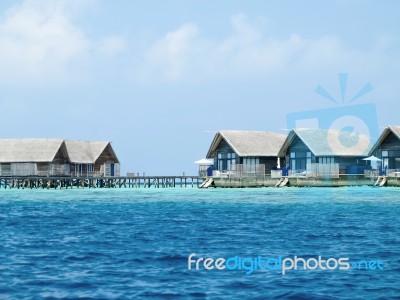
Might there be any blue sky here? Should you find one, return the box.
[1,0,399,175]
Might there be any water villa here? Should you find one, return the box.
[201,130,286,188]
[369,126,400,171]
[0,138,201,189]
[275,129,373,187]
[64,140,120,177]
[206,130,286,174]
[200,128,400,188]
[369,125,400,186]
[0,139,120,177]
[1,127,400,190]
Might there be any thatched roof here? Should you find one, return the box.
[206,130,286,158]
[278,129,372,157]
[64,140,119,164]
[391,126,400,138]
[0,139,64,162]
[369,125,400,154]
[0,139,119,164]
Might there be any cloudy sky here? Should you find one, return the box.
[1,0,399,175]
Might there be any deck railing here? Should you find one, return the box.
[365,169,400,178]
[271,170,283,178]
[289,163,340,179]
[364,169,378,178]
[387,169,400,177]
[213,164,265,179]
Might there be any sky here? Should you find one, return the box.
[1,0,400,175]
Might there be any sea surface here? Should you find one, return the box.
[0,187,399,299]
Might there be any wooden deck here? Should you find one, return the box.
[211,174,400,188]
[0,176,201,189]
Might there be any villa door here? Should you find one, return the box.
[110,164,115,176]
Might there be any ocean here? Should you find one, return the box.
[0,187,399,299]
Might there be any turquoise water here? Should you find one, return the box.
[0,187,399,299]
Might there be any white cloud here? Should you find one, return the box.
[2,2,397,88]
[0,0,91,84]
[215,14,305,73]
[99,36,126,56]
[146,23,198,80]
[138,13,399,83]
[0,0,126,85]
[139,14,310,82]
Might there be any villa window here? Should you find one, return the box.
[290,151,312,172]
[217,152,236,171]
[319,157,335,164]
[243,157,259,173]
[382,150,400,169]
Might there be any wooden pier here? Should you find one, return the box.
[0,176,202,189]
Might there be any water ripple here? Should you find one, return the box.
[0,187,399,299]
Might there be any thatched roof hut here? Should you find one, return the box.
[64,140,120,176]
[369,126,400,154]
[369,126,400,171]
[207,130,286,158]
[206,130,286,174]
[0,139,66,163]
[278,129,372,157]
[278,129,372,174]
[0,139,120,177]
[64,140,119,164]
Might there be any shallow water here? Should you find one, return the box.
[0,187,399,299]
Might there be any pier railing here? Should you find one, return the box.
[0,175,201,189]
